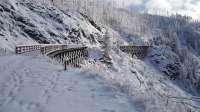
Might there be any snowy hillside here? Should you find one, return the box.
[0,51,141,112]
[0,0,104,51]
[0,0,200,112]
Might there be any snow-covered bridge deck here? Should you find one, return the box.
[15,44,85,54]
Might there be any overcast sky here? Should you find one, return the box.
[112,0,200,20]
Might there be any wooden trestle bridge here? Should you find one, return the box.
[15,44,150,70]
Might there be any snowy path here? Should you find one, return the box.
[0,53,137,112]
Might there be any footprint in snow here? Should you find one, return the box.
[101,109,116,112]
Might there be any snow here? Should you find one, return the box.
[88,47,103,60]
[0,0,200,112]
[0,0,103,51]
[83,50,199,112]
[0,52,138,112]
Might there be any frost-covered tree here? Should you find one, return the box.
[101,29,112,63]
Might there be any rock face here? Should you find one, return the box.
[0,0,104,50]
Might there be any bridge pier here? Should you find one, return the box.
[120,46,149,59]
[41,45,88,70]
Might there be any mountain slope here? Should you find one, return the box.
[0,0,103,51]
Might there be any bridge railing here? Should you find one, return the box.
[45,46,88,70]
[41,45,65,55]
[15,45,42,54]
[40,44,85,55]
[64,49,88,70]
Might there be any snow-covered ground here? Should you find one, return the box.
[0,0,200,112]
[0,51,140,112]
[82,49,200,112]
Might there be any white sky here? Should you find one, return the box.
[112,0,200,20]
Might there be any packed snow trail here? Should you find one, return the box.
[0,52,138,112]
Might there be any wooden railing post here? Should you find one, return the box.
[64,61,67,70]
[15,47,18,54]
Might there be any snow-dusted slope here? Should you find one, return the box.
[0,0,103,51]
[0,51,139,112]
[102,7,200,101]
[84,50,200,112]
